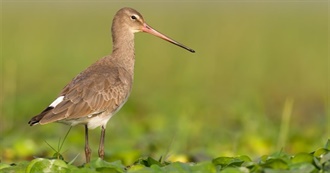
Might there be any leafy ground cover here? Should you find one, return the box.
[1,140,329,173]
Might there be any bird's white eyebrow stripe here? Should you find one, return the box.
[49,96,64,108]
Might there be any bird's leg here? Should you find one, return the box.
[85,125,91,163]
[98,125,106,159]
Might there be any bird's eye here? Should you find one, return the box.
[130,15,137,20]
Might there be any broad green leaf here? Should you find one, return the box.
[221,167,244,173]
[87,158,125,173]
[26,158,69,173]
[191,161,216,173]
[163,162,191,172]
[0,162,29,173]
[291,152,313,164]
[262,158,288,170]
[313,148,329,157]
[150,164,163,172]
[260,155,269,163]
[147,157,163,167]
[96,167,123,173]
[239,155,254,168]
[212,157,244,167]
[126,164,146,172]
[263,168,291,173]
[238,155,252,162]
[136,157,163,167]
[67,165,99,173]
[249,164,263,173]
[127,165,161,173]
[268,152,291,164]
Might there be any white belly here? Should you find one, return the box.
[58,113,113,129]
[86,114,113,129]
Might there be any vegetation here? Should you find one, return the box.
[1,140,330,172]
[1,1,328,173]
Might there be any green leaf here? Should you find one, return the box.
[263,168,290,173]
[126,164,146,172]
[0,162,29,173]
[162,162,191,172]
[136,157,163,167]
[87,158,125,173]
[126,166,155,173]
[260,155,269,163]
[248,164,263,173]
[238,155,252,162]
[67,165,99,173]
[26,158,69,173]
[147,157,163,167]
[150,164,164,172]
[191,161,216,173]
[291,152,313,164]
[221,167,244,173]
[313,148,329,157]
[325,139,330,150]
[212,157,244,167]
[262,158,288,170]
[268,151,291,163]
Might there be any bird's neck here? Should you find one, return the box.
[111,32,136,75]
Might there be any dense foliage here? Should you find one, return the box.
[1,140,329,173]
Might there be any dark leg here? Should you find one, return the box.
[98,125,106,159]
[85,125,91,163]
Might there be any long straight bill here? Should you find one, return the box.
[141,23,195,53]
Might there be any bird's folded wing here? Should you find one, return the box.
[38,66,132,125]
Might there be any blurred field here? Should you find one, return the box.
[1,1,328,165]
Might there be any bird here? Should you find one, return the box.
[28,7,195,163]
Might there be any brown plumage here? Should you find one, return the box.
[29,60,132,128]
[28,7,195,163]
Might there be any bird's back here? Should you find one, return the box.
[29,56,133,128]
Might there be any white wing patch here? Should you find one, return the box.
[49,96,64,108]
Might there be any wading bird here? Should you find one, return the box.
[29,7,195,163]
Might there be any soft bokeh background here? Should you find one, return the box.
[1,1,329,165]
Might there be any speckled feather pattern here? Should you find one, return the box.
[31,56,133,129]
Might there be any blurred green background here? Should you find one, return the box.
[1,1,328,166]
